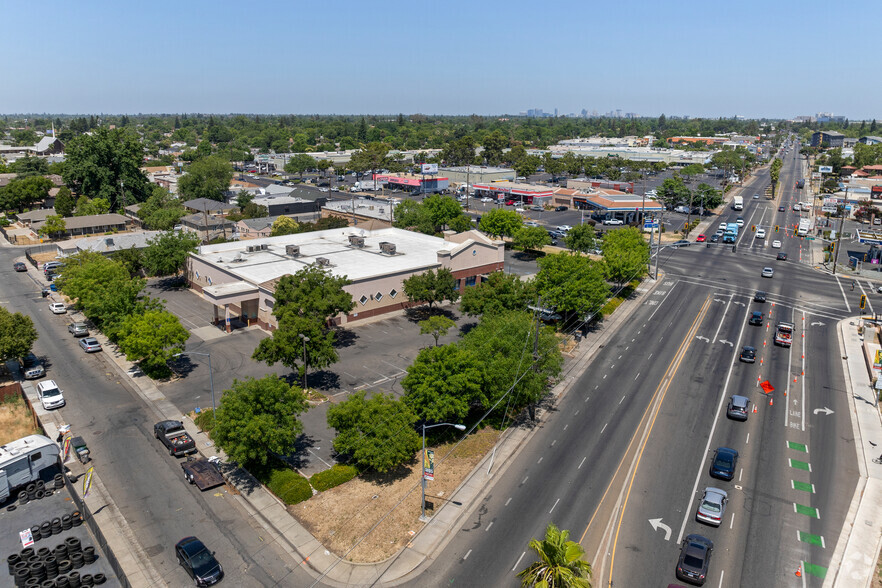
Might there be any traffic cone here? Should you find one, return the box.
[796,564,802,577]
[753,405,757,414]
[769,397,774,406]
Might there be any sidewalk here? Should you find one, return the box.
[826,319,882,587]
[78,267,669,586]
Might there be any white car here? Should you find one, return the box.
[603,219,624,225]
[772,240,782,248]
[719,223,728,231]
[480,197,493,203]
[735,218,745,227]
[755,229,766,239]
[49,302,66,314]
[524,221,540,227]
[36,380,65,410]
[515,207,525,212]
[762,267,774,278]
[556,225,573,232]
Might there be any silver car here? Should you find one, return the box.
[68,322,89,337]
[696,487,728,526]
[727,395,750,420]
[762,267,774,278]
[78,337,102,353]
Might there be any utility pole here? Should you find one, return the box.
[832,204,847,275]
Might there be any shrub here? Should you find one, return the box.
[310,464,358,492]
[260,464,313,505]
[194,409,215,436]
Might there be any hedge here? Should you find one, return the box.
[250,459,314,505]
[310,465,358,492]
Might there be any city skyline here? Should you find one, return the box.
[2,0,879,119]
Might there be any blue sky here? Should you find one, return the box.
[2,0,878,119]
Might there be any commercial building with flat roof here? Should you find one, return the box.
[440,166,516,184]
[471,181,554,206]
[811,131,845,148]
[186,227,504,330]
[551,188,663,222]
[545,144,715,165]
[374,173,450,194]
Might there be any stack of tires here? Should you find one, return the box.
[6,536,106,586]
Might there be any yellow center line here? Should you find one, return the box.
[579,293,713,546]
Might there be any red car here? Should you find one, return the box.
[696,234,707,242]
[505,200,515,206]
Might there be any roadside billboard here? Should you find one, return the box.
[421,163,438,174]
[818,166,833,173]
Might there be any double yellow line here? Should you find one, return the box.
[580,294,713,582]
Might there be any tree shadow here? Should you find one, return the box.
[357,458,418,486]
[333,327,358,348]
[166,355,197,378]
[404,306,458,324]
[458,321,479,337]
[511,250,541,262]
[282,434,320,470]
[307,369,340,391]
[147,275,188,292]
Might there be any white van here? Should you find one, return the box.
[36,380,65,410]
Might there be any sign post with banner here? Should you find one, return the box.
[62,434,72,464]
[423,449,435,481]
[82,466,94,499]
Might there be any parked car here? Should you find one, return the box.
[696,488,728,527]
[175,536,224,586]
[78,337,102,353]
[154,420,197,456]
[603,218,624,225]
[762,267,774,278]
[710,447,738,481]
[480,197,493,203]
[727,395,750,421]
[524,221,540,227]
[556,225,572,232]
[36,380,65,411]
[49,302,66,314]
[530,205,543,211]
[739,346,756,362]
[20,353,45,379]
[676,534,713,585]
[754,290,766,302]
[555,206,568,211]
[68,322,89,337]
[13,262,27,272]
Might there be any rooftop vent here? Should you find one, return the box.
[105,238,114,246]
[379,241,396,255]
[246,245,257,253]
[261,244,268,250]
[348,235,365,248]
[285,245,301,257]
[316,257,331,267]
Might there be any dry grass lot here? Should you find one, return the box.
[0,395,41,445]
[293,427,501,563]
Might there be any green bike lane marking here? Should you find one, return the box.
[787,440,808,452]
[798,530,825,547]
[789,458,811,471]
[791,480,814,493]
[803,561,828,578]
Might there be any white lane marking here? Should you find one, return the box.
[835,275,852,312]
[578,457,587,469]
[784,305,796,430]
[648,280,679,321]
[549,498,560,513]
[537,457,543,464]
[486,522,493,531]
[620,395,626,404]
[463,549,472,560]
[719,569,725,587]
[610,364,615,369]
[595,385,599,390]
[648,352,653,359]
[618,355,622,360]
[522,476,529,485]
[585,396,590,402]
[635,372,640,381]
[512,551,526,572]
[574,410,580,416]
[739,468,743,482]
[551,440,557,447]
[563,424,568,431]
[601,423,608,435]
[746,433,750,444]
[505,497,512,506]
[801,310,807,432]
[711,293,734,344]
[730,513,735,529]
[625,346,630,351]
[603,374,607,379]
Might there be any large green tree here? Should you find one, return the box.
[459,271,535,316]
[178,155,234,202]
[349,142,390,177]
[403,268,459,308]
[479,208,523,238]
[402,343,484,423]
[0,306,38,362]
[602,227,649,287]
[514,225,551,252]
[418,315,456,347]
[63,127,150,209]
[394,199,435,234]
[284,153,317,179]
[327,391,420,473]
[517,523,592,588]
[53,186,75,217]
[42,215,66,238]
[563,224,597,253]
[0,175,53,211]
[116,309,190,375]
[534,253,610,322]
[139,186,186,230]
[141,230,201,277]
[423,195,463,230]
[213,375,308,467]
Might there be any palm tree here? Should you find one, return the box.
[517,523,592,588]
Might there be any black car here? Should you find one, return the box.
[556,206,568,211]
[13,262,27,272]
[778,206,785,212]
[754,290,766,303]
[676,534,714,585]
[739,346,756,363]
[175,537,223,586]
[749,311,764,326]
[710,447,738,481]
[777,252,787,261]
[672,239,690,248]
[709,234,720,243]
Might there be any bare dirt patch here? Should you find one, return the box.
[0,395,41,445]
[292,427,501,563]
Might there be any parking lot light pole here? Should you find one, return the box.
[174,351,215,424]
[298,334,310,391]
[421,422,466,522]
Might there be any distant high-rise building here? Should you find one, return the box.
[581,108,588,118]
[554,107,558,118]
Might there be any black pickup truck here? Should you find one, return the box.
[153,420,197,457]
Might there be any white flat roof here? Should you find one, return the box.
[203,281,259,297]
[196,227,461,285]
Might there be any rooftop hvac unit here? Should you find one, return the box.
[246,245,256,252]
[285,245,300,257]
[261,244,268,250]
[348,235,365,248]
[316,257,331,266]
[379,241,396,255]
[105,238,114,246]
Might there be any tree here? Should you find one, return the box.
[42,215,66,238]
[73,196,111,216]
[563,224,596,253]
[270,216,299,236]
[418,315,456,347]
[271,264,355,322]
[448,214,474,233]
[517,523,592,588]
[142,230,201,277]
[0,175,53,211]
[235,190,254,209]
[284,153,317,179]
[212,375,308,467]
[63,127,150,209]
[459,271,535,316]
[479,208,523,238]
[327,391,420,473]
[403,268,459,308]
[423,195,463,230]
[656,175,689,210]
[139,186,186,230]
[110,246,144,278]
[440,135,477,166]
[349,141,390,177]
[116,309,190,376]
[0,306,38,362]
[534,253,610,322]
[402,344,484,422]
[602,227,649,287]
[694,183,723,211]
[9,155,49,177]
[514,155,541,180]
[514,226,551,252]
[393,199,435,234]
[178,155,234,202]
[54,186,75,217]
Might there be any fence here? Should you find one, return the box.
[25,243,59,268]
[63,474,131,587]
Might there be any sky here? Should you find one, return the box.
[2,0,879,119]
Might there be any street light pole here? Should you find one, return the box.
[298,333,310,391]
[174,351,215,425]
[420,422,466,522]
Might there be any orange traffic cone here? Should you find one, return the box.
[796,564,802,577]
[753,405,757,414]
[769,397,774,406]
